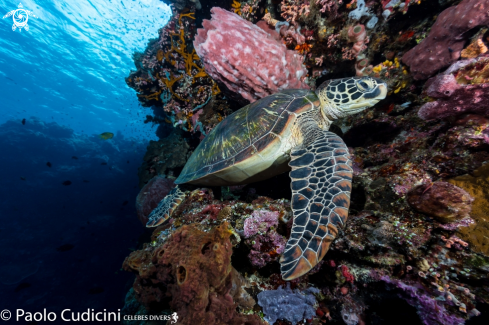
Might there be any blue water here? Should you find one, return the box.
[0,0,172,321]
[0,0,171,139]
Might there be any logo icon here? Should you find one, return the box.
[0,309,11,321]
[3,3,38,32]
[170,312,178,324]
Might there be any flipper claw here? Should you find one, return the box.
[146,186,186,228]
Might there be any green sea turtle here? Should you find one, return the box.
[147,76,387,280]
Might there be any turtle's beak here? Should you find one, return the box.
[378,82,388,99]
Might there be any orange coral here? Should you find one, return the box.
[156,49,164,62]
[159,12,219,102]
[454,57,489,85]
[295,43,312,54]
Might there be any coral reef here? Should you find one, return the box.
[126,10,220,135]
[194,7,309,104]
[137,130,189,188]
[123,222,264,325]
[124,0,489,323]
[418,56,489,121]
[403,0,489,80]
[419,57,489,120]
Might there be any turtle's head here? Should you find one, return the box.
[316,77,387,119]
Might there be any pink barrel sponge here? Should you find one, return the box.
[193,7,309,103]
[402,0,489,80]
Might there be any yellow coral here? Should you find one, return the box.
[383,60,393,67]
[160,12,220,102]
[231,0,241,15]
[461,38,488,59]
[373,65,383,73]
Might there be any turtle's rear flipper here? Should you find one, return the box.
[146,186,186,227]
[280,130,352,280]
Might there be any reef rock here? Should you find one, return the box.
[137,130,189,188]
[193,7,309,104]
[418,56,489,120]
[123,222,264,325]
[136,176,175,225]
[407,181,474,223]
[402,0,489,80]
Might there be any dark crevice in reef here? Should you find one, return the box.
[343,122,402,148]
[386,0,451,35]
[257,261,281,278]
[349,184,367,215]
[364,288,422,325]
[231,240,253,274]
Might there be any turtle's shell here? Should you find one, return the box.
[176,89,320,186]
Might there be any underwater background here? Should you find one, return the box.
[2,0,489,324]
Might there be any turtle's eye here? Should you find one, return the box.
[357,79,373,92]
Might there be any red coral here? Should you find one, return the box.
[340,265,355,283]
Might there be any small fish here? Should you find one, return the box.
[122,200,128,206]
[46,162,52,168]
[127,160,130,163]
[89,286,104,294]
[72,156,78,160]
[21,118,26,125]
[20,176,26,181]
[15,282,31,292]
[62,180,72,186]
[57,244,74,252]
[101,162,108,165]
[99,132,114,140]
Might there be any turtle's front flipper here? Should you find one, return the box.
[146,186,186,227]
[280,130,352,280]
